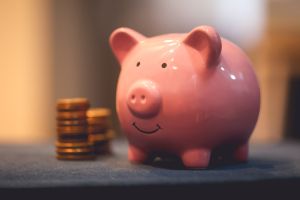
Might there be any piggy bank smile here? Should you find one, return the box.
[132,122,162,135]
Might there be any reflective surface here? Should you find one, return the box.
[110,26,260,169]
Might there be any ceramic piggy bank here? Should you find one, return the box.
[109,26,260,169]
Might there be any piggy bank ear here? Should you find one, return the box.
[183,26,222,67]
[109,27,145,64]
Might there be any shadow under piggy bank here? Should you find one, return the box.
[149,155,281,171]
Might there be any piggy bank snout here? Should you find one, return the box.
[127,80,161,118]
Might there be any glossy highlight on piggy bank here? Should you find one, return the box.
[109,26,260,169]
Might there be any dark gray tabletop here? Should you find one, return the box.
[1,139,300,189]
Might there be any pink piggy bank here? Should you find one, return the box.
[110,26,260,169]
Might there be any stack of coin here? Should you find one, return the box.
[87,108,115,154]
[56,98,96,160]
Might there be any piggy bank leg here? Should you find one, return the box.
[181,149,211,169]
[232,143,248,162]
[128,145,148,164]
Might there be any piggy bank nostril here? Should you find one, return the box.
[130,95,136,103]
[141,95,146,104]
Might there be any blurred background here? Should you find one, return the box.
[0,0,299,144]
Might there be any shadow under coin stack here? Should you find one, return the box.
[56,98,96,160]
[87,108,115,155]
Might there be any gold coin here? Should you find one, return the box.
[87,108,111,118]
[87,117,111,126]
[57,134,88,142]
[57,111,87,120]
[57,126,87,134]
[55,141,93,148]
[94,142,111,154]
[87,126,107,134]
[93,140,107,145]
[88,134,107,142]
[56,147,95,154]
[56,98,90,111]
[105,130,116,140]
[57,119,87,126]
[88,130,115,142]
[56,154,96,160]
[57,138,88,143]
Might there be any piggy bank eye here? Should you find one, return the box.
[136,61,140,67]
[161,63,167,68]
